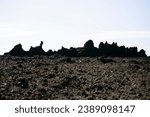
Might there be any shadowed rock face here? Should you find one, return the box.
[84,40,94,49]
[4,41,46,56]
[28,41,46,56]
[4,44,27,56]
[28,46,45,56]
[80,40,99,57]
[138,49,147,57]
[46,49,53,56]
[98,42,147,57]
[4,40,147,57]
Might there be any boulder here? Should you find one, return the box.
[138,49,147,57]
[80,40,98,57]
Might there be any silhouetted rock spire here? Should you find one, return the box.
[40,41,43,47]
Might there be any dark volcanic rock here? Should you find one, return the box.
[0,56,149,100]
[28,41,46,56]
[4,40,147,57]
[138,49,147,57]
[4,44,27,56]
[57,47,78,57]
[59,57,74,63]
[46,49,53,56]
[17,78,29,89]
[98,56,115,64]
[98,42,147,57]
[80,40,99,57]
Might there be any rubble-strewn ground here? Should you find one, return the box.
[0,55,150,100]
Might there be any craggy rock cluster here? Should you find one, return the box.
[0,56,149,100]
[4,41,53,56]
[4,40,147,57]
[98,42,146,57]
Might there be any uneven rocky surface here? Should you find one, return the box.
[0,55,150,100]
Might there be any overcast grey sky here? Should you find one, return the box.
[0,0,150,55]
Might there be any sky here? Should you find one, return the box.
[0,0,150,55]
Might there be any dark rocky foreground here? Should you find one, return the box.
[0,55,150,100]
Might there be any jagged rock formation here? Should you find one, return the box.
[4,41,46,56]
[4,44,27,56]
[98,42,147,57]
[4,40,147,57]
[28,41,46,56]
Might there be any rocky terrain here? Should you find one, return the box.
[1,40,149,100]
[0,55,149,100]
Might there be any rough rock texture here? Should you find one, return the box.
[0,56,149,100]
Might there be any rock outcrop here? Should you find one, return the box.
[98,42,147,57]
[4,40,147,57]
[80,40,99,57]
[28,41,46,56]
[4,44,27,56]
